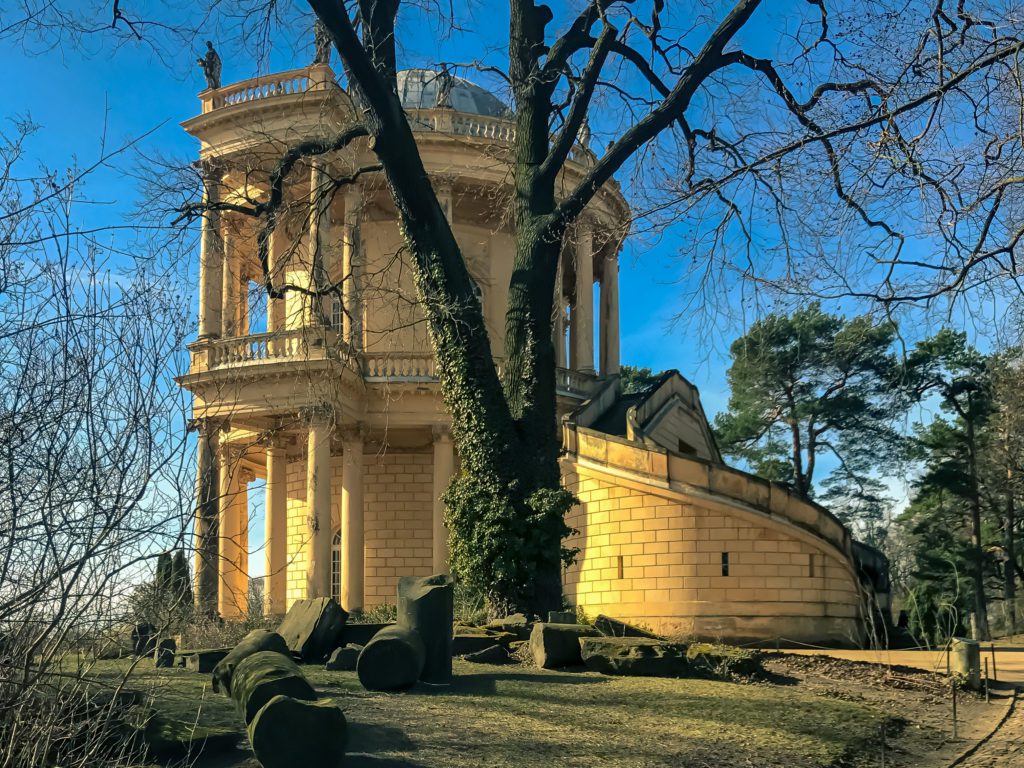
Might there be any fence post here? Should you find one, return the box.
[984,658,990,703]
[951,678,958,740]
[990,643,997,682]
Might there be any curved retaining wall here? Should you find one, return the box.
[560,425,867,646]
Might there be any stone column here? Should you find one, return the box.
[340,426,365,611]
[600,249,621,375]
[264,438,288,617]
[309,159,332,327]
[305,410,334,600]
[192,418,222,613]
[197,167,223,339]
[221,226,238,337]
[266,229,286,355]
[217,446,248,618]
[341,185,362,348]
[434,178,453,224]
[431,426,455,573]
[572,223,595,373]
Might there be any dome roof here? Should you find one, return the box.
[396,68,510,118]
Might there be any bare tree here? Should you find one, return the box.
[0,120,193,767]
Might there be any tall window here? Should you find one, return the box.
[330,298,343,331]
[331,529,342,602]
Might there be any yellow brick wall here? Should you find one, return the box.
[562,467,864,645]
[284,448,434,608]
[363,449,434,604]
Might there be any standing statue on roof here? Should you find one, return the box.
[313,20,332,66]
[435,66,455,109]
[197,41,222,90]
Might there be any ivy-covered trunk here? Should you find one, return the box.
[310,0,574,618]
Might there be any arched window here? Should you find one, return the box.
[331,529,342,602]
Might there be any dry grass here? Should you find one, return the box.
[78,657,891,768]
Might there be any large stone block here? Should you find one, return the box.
[276,598,348,662]
[230,651,317,724]
[462,644,512,665]
[951,637,981,690]
[580,637,690,677]
[248,695,347,768]
[397,574,454,684]
[453,633,515,656]
[341,622,393,647]
[154,638,176,668]
[529,623,599,669]
[324,645,361,672]
[212,630,291,694]
[131,623,157,656]
[184,649,229,673]
[356,625,426,692]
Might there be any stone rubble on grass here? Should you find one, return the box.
[324,644,362,671]
[357,625,426,692]
[230,651,318,724]
[547,610,577,624]
[486,613,532,639]
[228,650,346,768]
[276,597,348,663]
[211,629,291,694]
[154,638,176,668]
[452,632,516,656]
[529,622,600,669]
[462,644,512,664]
[183,649,230,673]
[397,574,454,684]
[131,623,157,657]
[579,636,691,677]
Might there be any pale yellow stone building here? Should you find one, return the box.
[180,64,887,647]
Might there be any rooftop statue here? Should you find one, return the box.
[197,41,222,91]
[313,21,331,66]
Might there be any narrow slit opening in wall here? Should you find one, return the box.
[721,551,729,577]
[617,554,624,580]
[809,554,816,578]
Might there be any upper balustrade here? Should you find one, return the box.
[196,65,597,166]
[187,331,599,399]
[200,65,338,114]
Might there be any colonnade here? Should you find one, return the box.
[196,163,363,348]
[554,221,621,377]
[192,417,457,618]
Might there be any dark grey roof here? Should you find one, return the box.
[396,68,510,118]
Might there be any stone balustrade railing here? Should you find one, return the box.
[362,351,438,381]
[194,328,346,369]
[191,333,598,397]
[197,71,597,166]
[200,65,336,114]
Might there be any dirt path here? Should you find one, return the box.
[956,696,1024,768]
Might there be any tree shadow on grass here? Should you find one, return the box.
[411,669,610,697]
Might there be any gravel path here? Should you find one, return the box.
[957,695,1024,767]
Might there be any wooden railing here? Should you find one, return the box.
[200,64,336,114]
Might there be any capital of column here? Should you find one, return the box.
[339,424,365,449]
[431,424,453,444]
[188,417,230,436]
[239,467,256,485]
[298,403,336,426]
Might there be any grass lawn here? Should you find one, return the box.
[81,658,891,768]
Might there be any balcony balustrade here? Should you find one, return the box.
[189,331,598,398]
